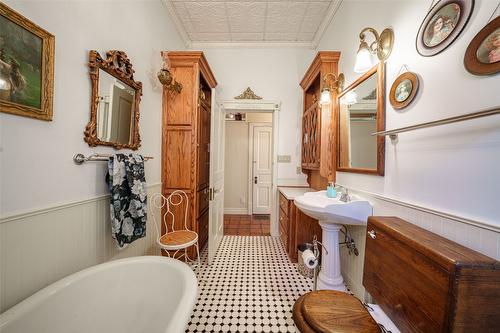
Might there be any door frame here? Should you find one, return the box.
[221,100,281,236]
[248,122,273,215]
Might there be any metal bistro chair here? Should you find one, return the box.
[151,190,201,274]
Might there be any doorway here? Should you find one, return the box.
[223,112,272,235]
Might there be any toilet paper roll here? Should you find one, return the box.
[301,249,318,269]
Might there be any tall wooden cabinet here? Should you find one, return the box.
[162,52,217,256]
[300,52,340,189]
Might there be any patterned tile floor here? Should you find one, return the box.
[186,236,313,332]
[224,215,271,236]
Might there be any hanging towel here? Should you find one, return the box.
[106,154,147,249]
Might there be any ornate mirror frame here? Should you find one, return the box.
[336,62,385,176]
[85,50,143,150]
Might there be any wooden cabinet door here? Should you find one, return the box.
[301,103,320,169]
[197,100,211,190]
[279,208,289,249]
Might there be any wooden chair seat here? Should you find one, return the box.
[293,290,379,333]
[159,230,198,250]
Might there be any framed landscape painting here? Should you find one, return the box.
[0,3,54,121]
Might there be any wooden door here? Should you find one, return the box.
[208,89,224,264]
[252,125,272,214]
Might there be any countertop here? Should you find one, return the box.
[278,187,314,200]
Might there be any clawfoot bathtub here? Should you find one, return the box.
[0,256,197,333]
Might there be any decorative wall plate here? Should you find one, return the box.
[389,72,419,110]
[416,0,474,57]
[464,16,500,75]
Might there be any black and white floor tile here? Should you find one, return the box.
[186,236,313,333]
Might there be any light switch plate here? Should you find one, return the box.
[296,166,302,174]
[277,155,291,163]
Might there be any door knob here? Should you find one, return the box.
[254,176,258,184]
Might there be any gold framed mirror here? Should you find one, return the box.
[85,50,142,150]
[336,62,385,176]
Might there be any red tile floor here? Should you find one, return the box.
[224,214,270,236]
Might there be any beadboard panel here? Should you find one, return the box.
[340,188,500,300]
[0,184,161,313]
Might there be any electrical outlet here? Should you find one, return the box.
[296,166,302,174]
[277,155,291,163]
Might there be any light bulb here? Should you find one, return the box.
[319,88,331,105]
[354,47,375,74]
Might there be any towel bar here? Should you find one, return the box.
[73,153,154,165]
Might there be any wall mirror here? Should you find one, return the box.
[85,50,142,150]
[337,62,385,175]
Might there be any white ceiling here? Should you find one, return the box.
[163,0,343,48]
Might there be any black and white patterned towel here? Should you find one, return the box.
[106,154,147,249]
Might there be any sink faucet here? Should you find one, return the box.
[339,187,350,203]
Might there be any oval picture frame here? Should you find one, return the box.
[464,16,500,76]
[389,72,419,110]
[416,0,474,57]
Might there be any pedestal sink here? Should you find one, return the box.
[294,190,372,291]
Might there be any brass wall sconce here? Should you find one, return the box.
[158,51,182,94]
[354,27,394,73]
[320,72,345,105]
[157,68,182,94]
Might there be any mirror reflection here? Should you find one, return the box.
[96,69,135,144]
[338,72,377,169]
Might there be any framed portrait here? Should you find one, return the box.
[389,72,419,110]
[464,16,500,75]
[0,3,54,121]
[416,0,474,57]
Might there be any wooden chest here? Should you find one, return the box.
[363,216,500,333]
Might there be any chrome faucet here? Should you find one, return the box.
[339,187,350,203]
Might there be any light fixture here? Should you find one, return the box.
[354,27,394,74]
[319,73,345,105]
[158,51,182,94]
[341,91,358,106]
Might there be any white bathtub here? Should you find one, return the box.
[0,256,197,333]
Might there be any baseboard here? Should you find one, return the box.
[224,208,248,215]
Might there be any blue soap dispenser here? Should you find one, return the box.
[326,182,337,198]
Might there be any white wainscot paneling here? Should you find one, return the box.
[0,184,161,313]
[339,189,500,300]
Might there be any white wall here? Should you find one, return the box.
[0,0,184,217]
[318,0,500,227]
[0,0,183,312]
[202,48,315,185]
[224,121,249,213]
[317,0,500,299]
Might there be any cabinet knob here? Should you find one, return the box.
[368,230,376,239]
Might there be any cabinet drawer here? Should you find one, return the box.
[279,193,289,216]
[197,187,210,217]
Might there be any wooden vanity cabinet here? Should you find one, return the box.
[162,51,217,258]
[279,192,322,263]
[300,51,340,189]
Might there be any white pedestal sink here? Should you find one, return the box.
[294,191,372,291]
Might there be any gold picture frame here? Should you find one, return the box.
[0,3,55,121]
[389,72,419,110]
[464,16,500,76]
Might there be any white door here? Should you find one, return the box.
[208,89,224,264]
[252,125,273,214]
